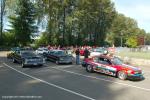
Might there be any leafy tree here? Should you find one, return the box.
[34,32,49,47]
[34,0,116,46]
[3,31,15,46]
[108,13,146,47]
[8,0,37,46]
[126,36,138,48]
[5,0,148,47]
[0,0,6,45]
[145,33,150,45]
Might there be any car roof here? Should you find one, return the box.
[51,49,64,51]
[94,54,113,60]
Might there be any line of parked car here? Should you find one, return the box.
[7,47,144,80]
[7,47,74,67]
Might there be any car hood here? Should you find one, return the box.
[117,64,141,71]
[22,55,41,59]
[58,55,72,58]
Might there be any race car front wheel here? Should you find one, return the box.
[117,71,127,80]
[86,65,93,73]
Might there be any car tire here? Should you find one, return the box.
[21,63,26,68]
[117,71,127,80]
[13,58,17,63]
[39,64,43,67]
[56,61,59,65]
[86,65,93,73]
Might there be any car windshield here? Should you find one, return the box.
[93,48,106,52]
[111,57,123,65]
[21,51,36,56]
[55,51,66,56]
[38,48,48,51]
[44,48,48,51]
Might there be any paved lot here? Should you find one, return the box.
[0,53,150,100]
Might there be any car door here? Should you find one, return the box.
[96,57,116,76]
[47,51,54,61]
[52,51,59,61]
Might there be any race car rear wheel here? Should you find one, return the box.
[117,71,127,80]
[86,65,93,73]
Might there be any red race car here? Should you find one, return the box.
[82,55,143,80]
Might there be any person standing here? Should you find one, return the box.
[84,48,90,59]
[75,48,80,65]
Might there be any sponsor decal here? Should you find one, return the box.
[94,64,116,76]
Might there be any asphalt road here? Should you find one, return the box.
[0,56,150,100]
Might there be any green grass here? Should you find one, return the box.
[116,51,150,60]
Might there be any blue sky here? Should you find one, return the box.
[112,0,150,33]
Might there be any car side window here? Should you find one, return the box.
[99,57,111,65]
[93,57,99,63]
[49,51,55,55]
[53,52,58,55]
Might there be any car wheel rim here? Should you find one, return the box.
[13,59,15,62]
[56,61,58,64]
[87,65,92,71]
[118,71,126,80]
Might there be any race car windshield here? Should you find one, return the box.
[111,57,123,65]
[94,48,105,52]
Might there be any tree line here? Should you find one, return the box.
[0,0,149,48]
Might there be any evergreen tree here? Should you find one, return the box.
[8,0,37,46]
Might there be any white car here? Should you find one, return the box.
[35,47,49,54]
[90,48,108,57]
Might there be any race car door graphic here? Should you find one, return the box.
[94,57,116,76]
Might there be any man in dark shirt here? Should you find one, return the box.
[75,48,80,65]
[84,48,90,59]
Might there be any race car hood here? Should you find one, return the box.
[118,64,141,71]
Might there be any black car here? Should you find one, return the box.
[43,50,73,64]
[12,50,45,67]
